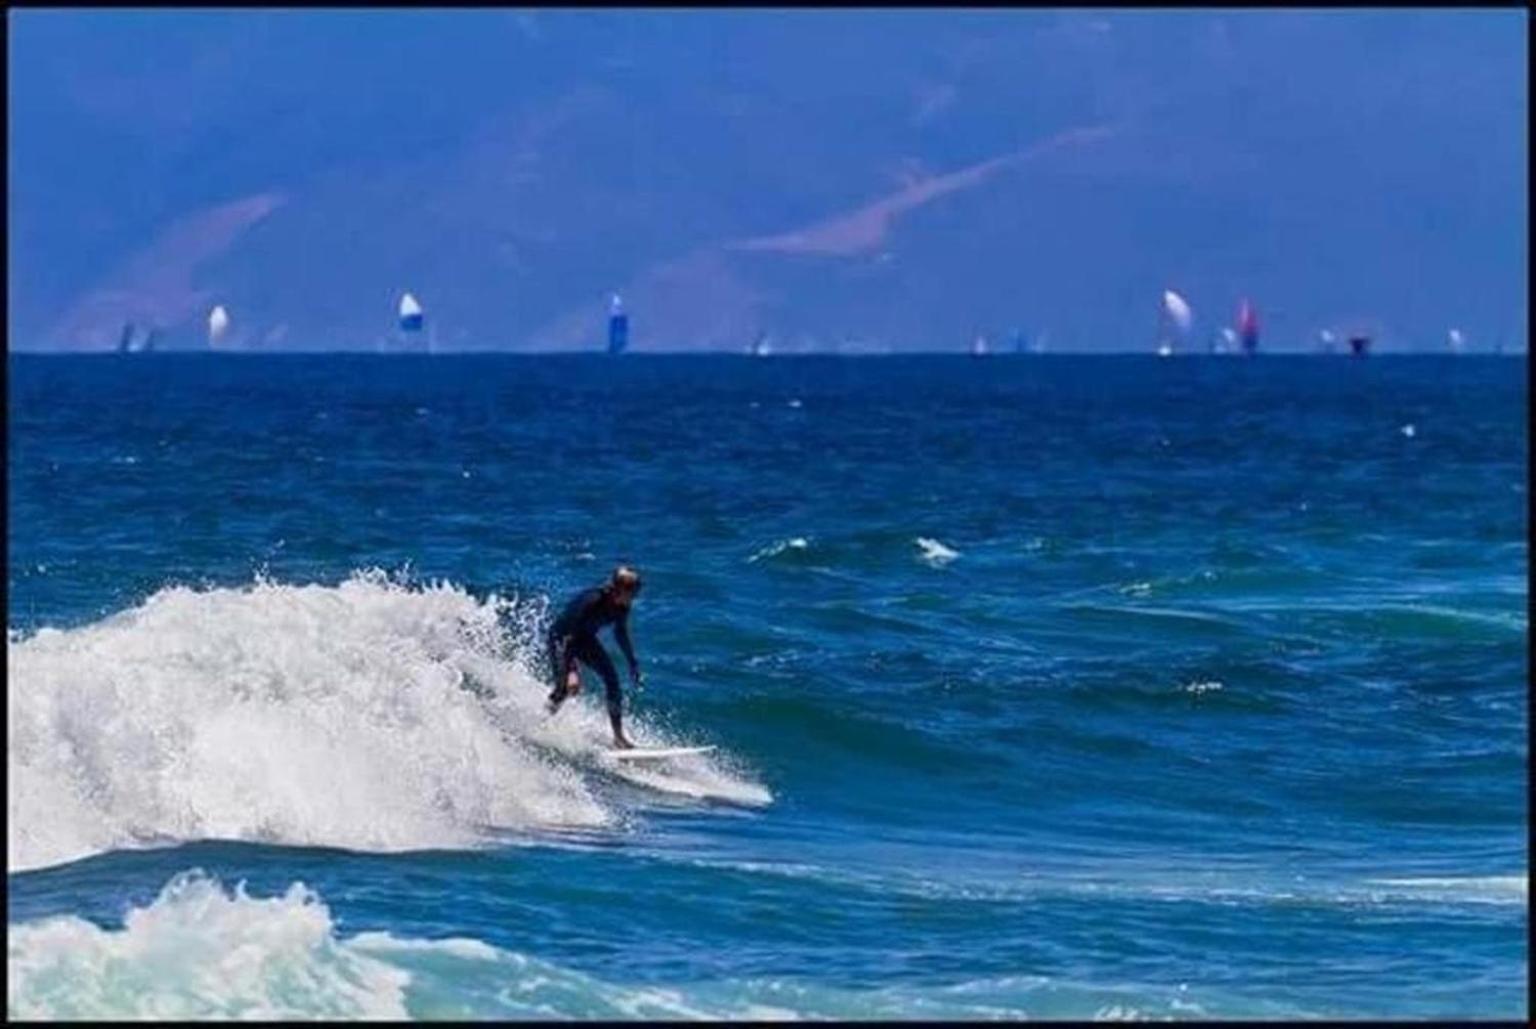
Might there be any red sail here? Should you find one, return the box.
[1236,299,1259,354]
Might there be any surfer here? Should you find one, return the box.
[546,566,644,748]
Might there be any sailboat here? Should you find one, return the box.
[1447,328,1465,354]
[208,305,230,349]
[396,292,426,352]
[607,294,629,354]
[1235,298,1259,355]
[1159,290,1191,356]
[749,331,772,357]
[970,333,990,357]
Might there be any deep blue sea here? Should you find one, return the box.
[6,354,1528,1020]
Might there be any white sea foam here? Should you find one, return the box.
[914,537,960,567]
[7,572,768,873]
[747,537,810,563]
[1363,875,1528,904]
[7,872,415,1020]
[5,871,1264,1021]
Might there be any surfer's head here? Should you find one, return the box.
[611,565,642,605]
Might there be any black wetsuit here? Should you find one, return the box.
[546,586,638,733]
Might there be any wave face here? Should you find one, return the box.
[7,573,768,873]
[9,870,1309,1021]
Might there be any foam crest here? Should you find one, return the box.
[914,537,960,567]
[8,572,767,872]
[747,537,811,563]
[7,871,412,1020]
[6,872,1249,1021]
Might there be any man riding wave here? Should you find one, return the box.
[546,566,644,749]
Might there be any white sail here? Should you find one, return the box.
[398,292,425,341]
[207,305,230,347]
[609,293,624,316]
[1448,328,1465,352]
[1162,290,1192,335]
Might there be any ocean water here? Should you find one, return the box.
[6,353,1528,1020]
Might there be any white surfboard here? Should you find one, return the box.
[604,745,716,762]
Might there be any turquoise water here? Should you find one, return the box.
[7,354,1528,1019]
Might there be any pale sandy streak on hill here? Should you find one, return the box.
[727,124,1116,258]
[49,192,286,351]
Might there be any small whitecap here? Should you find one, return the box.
[748,537,810,563]
[1400,423,1416,438]
[1120,581,1152,596]
[915,537,960,566]
[1183,680,1224,695]
[787,399,803,409]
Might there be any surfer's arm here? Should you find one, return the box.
[613,613,640,679]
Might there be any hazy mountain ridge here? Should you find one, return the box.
[7,10,1526,351]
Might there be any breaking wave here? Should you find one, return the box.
[7,871,1272,1021]
[7,572,769,873]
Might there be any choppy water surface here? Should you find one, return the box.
[7,354,1528,1019]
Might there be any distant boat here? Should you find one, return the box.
[1348,334,1371,357]
[1317,329,1339,354]
[394,292,428,352]
[115,321,159,353]
[208,305,230,348]
[1159,289,1191,356]
[970,334,990,357]
[607,294,629,354]
[749,331,772,357]
[1235,298,1259,355]
[398,291,424,329]
[1447,328,1465,353]
[1214,328,1238,354]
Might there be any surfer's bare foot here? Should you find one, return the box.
[613,735,635,750]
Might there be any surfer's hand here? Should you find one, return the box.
[631,669,644,691]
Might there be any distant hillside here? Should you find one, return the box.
[7,10,1526,351]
